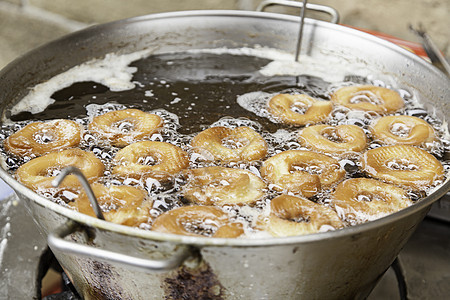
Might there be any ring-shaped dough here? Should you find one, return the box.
[112,141,189,180]
[361,145,444,190]
[151,205,244,238]
[265,194,344,237]
[191,126,267,162]
[331,178,412,224]
[70,183,151,226]
[268,94,332,126]
[16,148,104,190]
[4,119,82,157]
[298,124,367,154]
[330,85,404,113]
[370,115,436,146]
[261,150,345,197]
[89,109,163,147]
[183,166,266,206]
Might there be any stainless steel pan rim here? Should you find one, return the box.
[2,165,448,247]
[0,10,449,247]
[1,10,448,90]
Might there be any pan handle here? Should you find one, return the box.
[48,220,194,273]
[256,0,340,24]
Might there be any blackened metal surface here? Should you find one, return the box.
[164,262,225,300]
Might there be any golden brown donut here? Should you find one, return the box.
[370,115,436,146]
[268,94,332,126]
[191,126,267,162]
[264,194,344,237]
[16,148,104,190]
[298,124,367,154]
[260,150,345,197]
[360,145,444,190]
[330,85,404,113]
[112,141,189,180]
[151,205,244,238]
[331,178,412,224]
[89,109,163,147]
[70,183,151,227]
[4,119,82,157]
[182,166,266,206]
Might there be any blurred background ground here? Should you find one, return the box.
[0,0,448,69]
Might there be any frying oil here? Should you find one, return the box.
[1,49,449,238]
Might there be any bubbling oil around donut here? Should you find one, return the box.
[1,51,449,237]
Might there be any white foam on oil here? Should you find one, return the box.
[260,59,345,82]
[186,46,373,83]
[9,49,152,117]
[185,46,293,61]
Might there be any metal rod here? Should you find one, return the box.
[255,0,340,24]
[409,24,450,77]
[294,0,308,62]
[52,166,105,220]
[392,258,408,300]
[48,220,194,273]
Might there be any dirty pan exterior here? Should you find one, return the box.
[0,10,449,300]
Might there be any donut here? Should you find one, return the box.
[330,85,404,113]
[70,183,151,227]
[264,194,344,237]
[268,94,332,126]
[182,166,266,206]
[112,141,189,180]
[298,124,367,154]
[331,178,412,224]
[151,205,244,238]
[89,109,163,147]
[370,115,436,146]
[4,119,82,157]
[360,145,444,190]
[15,148,104,190]
[191,126,267,162]
[260,150,345,197]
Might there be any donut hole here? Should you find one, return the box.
[180,219,219,237]
[389,122,411,137]
[221,136,249,149]
[285,214,310,223]
[349,91,383,105]
[208,178,233,189]
[321,128,344,143]
[33,130,55,144]
[385,159,419,171]
[40,166,63,177]
[273,204,311,223]
[290,102,308,114]
[137,155,159,166]
[290,163,323,175]
[112,119,136,133]
[355,191,385,203]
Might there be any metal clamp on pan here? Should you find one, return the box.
[257,0,339,62]
[256,0,340,24]
[47,166,194,272]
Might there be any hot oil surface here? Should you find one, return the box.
[10,53,330,134]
